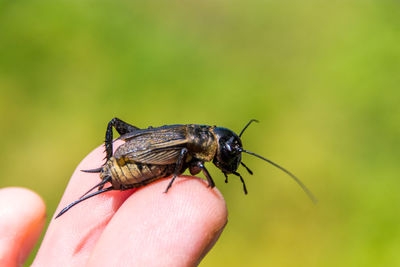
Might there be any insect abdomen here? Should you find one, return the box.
[102,157,176,190]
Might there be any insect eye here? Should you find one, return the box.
[225,143,232,152]
[224,142,241,156]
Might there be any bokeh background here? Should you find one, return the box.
[1,0,399,266]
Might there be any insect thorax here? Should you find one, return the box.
[186,125,217,162]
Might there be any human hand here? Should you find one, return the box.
[0,187,45,267]
[0,144,228,266]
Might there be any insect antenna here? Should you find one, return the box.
[55,186,113,219]
[239,119,259,137]
[241,149,317,204]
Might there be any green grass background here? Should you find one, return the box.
[1,0,399,266]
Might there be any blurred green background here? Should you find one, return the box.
[1,0,399,266]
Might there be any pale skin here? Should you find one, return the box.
[0,143,228,266]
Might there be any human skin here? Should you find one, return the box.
[0,143,228,266]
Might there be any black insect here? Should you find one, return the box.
[55,118,316,218]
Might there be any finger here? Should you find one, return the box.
[87,177,227,266]
[33,142,135,266]
[0,187,46,267]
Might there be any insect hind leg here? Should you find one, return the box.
[105,118,140,160]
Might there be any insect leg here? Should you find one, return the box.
[164,148,188,193]
[198,162,215,188]
[55,186,114,219]
[240,162,253,175]
[232,171,248,195]
[105,118,140,160]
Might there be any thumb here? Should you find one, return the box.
[0,187,46,267]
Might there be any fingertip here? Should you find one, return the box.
[88,176,228,266]
[0,187,46,266]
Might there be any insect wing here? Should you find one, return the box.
[117,124,184,141]
[114,125,188,165]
